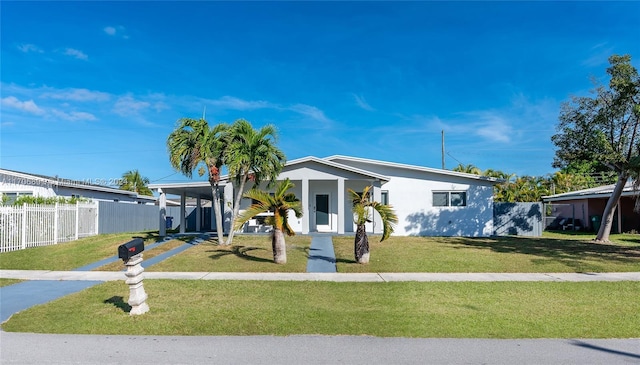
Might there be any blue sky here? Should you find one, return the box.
[2,1,639,186]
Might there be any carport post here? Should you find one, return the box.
[159,188,166,237]
[180,191,186,234]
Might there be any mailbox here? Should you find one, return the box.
[118,238,145,261]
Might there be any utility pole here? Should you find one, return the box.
[441,130,445,169]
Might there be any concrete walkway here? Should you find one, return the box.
[305,235,337,273]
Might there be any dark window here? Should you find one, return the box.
[433,191,467,207]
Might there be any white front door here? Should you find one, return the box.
[315,194,331,232]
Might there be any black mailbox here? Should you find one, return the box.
[118,238,145,261]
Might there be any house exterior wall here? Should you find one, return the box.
[331,160,496,237]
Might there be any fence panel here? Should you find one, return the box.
[0,202,100,252]
[0,206,24,252]
[78,203,98,238]
[98,201,159,234]
[493,202,543,237]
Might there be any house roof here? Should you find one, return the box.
[149,155,502,200]
[0,168,156,201]
[542,180,639,202]
[324,155,502,184]
[284,156,391,182]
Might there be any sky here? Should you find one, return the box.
[1,1,639,187]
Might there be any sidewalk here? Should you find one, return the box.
[3,270,640,282]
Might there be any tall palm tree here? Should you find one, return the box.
[167,118,228,243]
[349,186,398,264]
[119,169,152,196]
[233,178,302,264]
[224,119,286,245]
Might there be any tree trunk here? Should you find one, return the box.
[354,224,370,264]
[211,184,225,244]
[272,228,287,264]
[596,173,628,242]
[225,176,248,245]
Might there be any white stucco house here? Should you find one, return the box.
[149,155,500,237]
[0,169,156,204]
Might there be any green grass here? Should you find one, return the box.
[0,232,161,270]
[2,280,638,338]
[334,233,640,273]
[148,235,311,272]
[0,278,22,287]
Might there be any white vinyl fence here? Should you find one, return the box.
[0,202,98,252]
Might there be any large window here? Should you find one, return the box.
[432,191,467,207]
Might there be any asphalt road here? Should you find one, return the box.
[1,332,639,365]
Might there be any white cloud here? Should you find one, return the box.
[17,44,43,53]
[288,104,333,125]
[1,96,45,115]
[51,109,97,122]
[103,25,128,39]
[113,95,150,116]
[41,88,110,102]
[209,96,274,110]
[353,93,375,111]
[64,48,88,60]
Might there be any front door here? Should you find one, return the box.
[315,194,331,232]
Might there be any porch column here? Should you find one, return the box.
[180,191,186,234]
[159,188,167,237]
[223,183,234,234]
[196,196,202,232]
[372,180,382,234]
[337,178,345,234]
[301,178,309,234]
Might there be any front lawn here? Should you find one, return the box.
[0,232,161,271]
[333,233,640,273]
[2,280,638,338]
[147,235,311,272]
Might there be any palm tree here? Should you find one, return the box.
[233,178,302,264]
[452,163,481,175]
[119,169,152,196]
[224,119,286,245]
[349,186,398,264]
[167,118,228,243]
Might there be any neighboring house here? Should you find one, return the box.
[542,180,640,233]
[0,169,156,204]
[149,155,501,237]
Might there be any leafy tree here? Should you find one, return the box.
[452,163,482,175]
[552,54,640,241]
[119,169,152,196]
[167,118,228,243]
[349,186,398,264]
[223,119,286,245]
[233,178,302,264]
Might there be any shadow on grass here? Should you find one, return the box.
[206,245,273,263]
[104,296,131,313]
[448,235,640,271]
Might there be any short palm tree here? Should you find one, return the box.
[349,186,398,264]
[224,119,286,245]
[119,169,152,196]
[233,178,302,264]
[167,118,228,243]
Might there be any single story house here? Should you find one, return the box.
[149,155,501,237]
[542,180,639,233]
[0,169,156,204]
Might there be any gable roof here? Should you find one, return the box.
[542,180,638,202]
[324,155,502,184]
[284,156,390,182]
